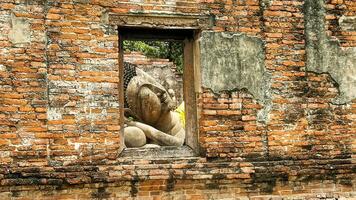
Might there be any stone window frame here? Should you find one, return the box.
[117,27,201,158]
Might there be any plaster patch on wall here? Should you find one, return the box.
[0,151,10,158]
[200,31,269,101]
[9,13,31,44]
[21,137,33,146]
[261,0,273,9]
[307,45,356,104]
[0,64,6,71]
[100,10,109,24]
[47,108,63,120]
[200,31,272,122]
[339,16,356,31]
[305,0,356,104]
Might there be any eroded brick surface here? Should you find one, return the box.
[0,0,355,199]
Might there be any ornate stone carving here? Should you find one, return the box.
[109,13,212,28]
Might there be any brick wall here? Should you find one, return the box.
[0,0,355,199]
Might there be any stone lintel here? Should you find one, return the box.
[109,13,213,29]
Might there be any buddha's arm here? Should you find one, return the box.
[126,120,184,146]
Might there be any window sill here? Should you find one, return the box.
[119,145,197,159]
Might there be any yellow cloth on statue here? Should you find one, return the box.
[175,102,185,127]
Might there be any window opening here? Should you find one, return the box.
[118,27,199,155]
[122,40,185,148]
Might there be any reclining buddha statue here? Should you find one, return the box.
[123,62,185,148]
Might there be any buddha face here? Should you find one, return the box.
[127,74,175,126]
[155,88,175,113]
[138,84,174,125]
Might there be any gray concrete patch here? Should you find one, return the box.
[0,64,6,72]
[47,108,63,121]
[200,31,268,101]
[305,0,356,104]
[200,31,272,122]
[9,13,31,44]
[339,16,356,31]
[260,0,273,9]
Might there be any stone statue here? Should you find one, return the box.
[123,63,185,148]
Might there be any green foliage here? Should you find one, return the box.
[123,40,184,74]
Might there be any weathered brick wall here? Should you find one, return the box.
[0,0,355,199]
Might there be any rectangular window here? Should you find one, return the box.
[118,27,200,157]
